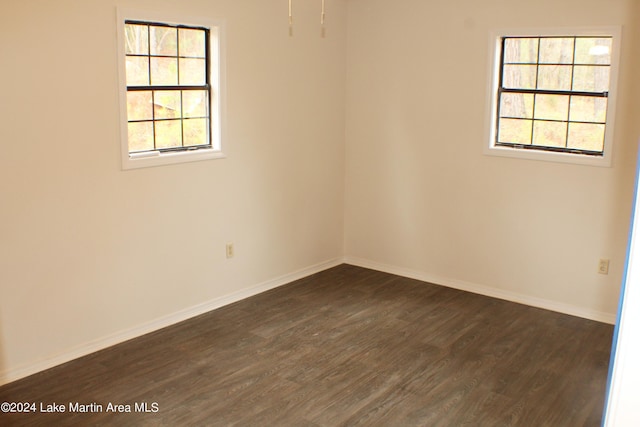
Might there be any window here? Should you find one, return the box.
[117,10,225,169]
[486,28,620,166]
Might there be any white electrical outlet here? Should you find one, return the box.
[226,243,234,259]
[598,258,610,275]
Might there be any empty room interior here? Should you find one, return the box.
[1,0,640,425]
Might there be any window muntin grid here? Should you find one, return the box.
[495,36,612,155]
[124,21,211,154]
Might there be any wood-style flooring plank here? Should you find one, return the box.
[0,264,613,426]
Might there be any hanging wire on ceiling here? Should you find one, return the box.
[288,0,326,38]
[289,0,293,36]
[321,0,326,38]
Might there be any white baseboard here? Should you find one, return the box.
[344,256,617,325]
[1,256,615,386]
[0,258,343,386]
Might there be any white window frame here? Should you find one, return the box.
[116,8,226,170]
[485,26,621,167]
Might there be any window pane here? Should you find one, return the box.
[503,38,538,63]
[538,38,574,64]
[533,121,567,148]
[183,90,208,118]
[492,34,615,160]
[150,57,178,85]
[179,28,206,58]
[567,123,605,151]
[500,93,533,118]
[573,66,610,92]
[153,91,181,119]
[155,120,183,149]
[125,24,148,55]
[125,56,149,86]
[502,65,537,89]
[498,118,532,145]
[127,91,153,121]
[569,96,607,123]
[179,58,206,85]
[150,26,177,56]
[128,122,154,152]
[575,38,611,65]
[537,65,572,91]
[534,94,569,121]
[184,118,208,146]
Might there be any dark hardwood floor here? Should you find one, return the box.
[0,264,613,426]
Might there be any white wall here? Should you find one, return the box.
[344,0,640,321]
[605,152,640,424]
[603,0,640,423]
[0,0,347,383]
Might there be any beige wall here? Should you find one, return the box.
[604,1,640,424]
[0,0,347,382]
[344,0,640,320]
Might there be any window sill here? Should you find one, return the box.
[122,148,226,170]
[484,143,611,167]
